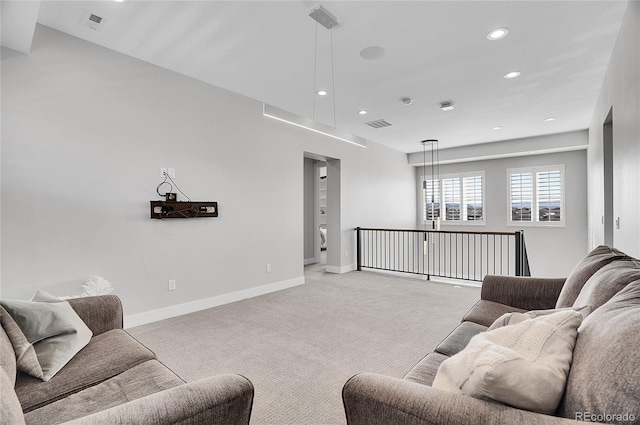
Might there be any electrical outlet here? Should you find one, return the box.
[160,168,176,178]
[168,279,176,291]
[266,264,272,272]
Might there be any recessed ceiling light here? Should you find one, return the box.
[544,117,557,121]
[317,90,327,96]
[440,102,455,111]
[493,126,503,130]
[503,70,522,79]
[487,27,509,40]
[358,110,368,115]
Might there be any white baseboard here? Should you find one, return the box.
[124,276,305,329]
[304,258,317,265]
[325,264,356,274]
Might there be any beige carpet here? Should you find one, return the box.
[128,266,481,425]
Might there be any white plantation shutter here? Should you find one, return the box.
[443,178,461,221]
[463,176,483,221]
[537,170,562,222]
[422,172,484,224]
[510,173,533,222]
[423,179,440,221]
[509,166,564,226]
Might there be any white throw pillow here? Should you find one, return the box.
[487,305,591,331]
[432,310,583,414]
[0,290,93,381]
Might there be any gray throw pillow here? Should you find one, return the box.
[572,259,640,312]
[0,306,43,379]
[0,290,93,381]
[555,246,627,308]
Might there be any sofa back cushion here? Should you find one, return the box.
[1,369,26,425]
[0,306,18,385]
[558,280,640,421]
[556,246,627,308]
[572,259,640,312]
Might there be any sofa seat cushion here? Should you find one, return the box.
[434,322,487,357]
[572,259,640,312]
[403,352,449,386]
[23,360,184,425]
[559,280,640,421]
[462,300,527,327]
[556,245,627,308]
[15,329,155,412]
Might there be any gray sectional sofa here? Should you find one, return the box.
[1,295,253,425]
[343,246,640,425]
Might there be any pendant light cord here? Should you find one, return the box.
[330,28,337,129]
[431,142,435,229]
[313,22,318,121]
[423,142,427,231]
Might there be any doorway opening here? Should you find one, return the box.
[303,153,341,272]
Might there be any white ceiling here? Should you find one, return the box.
[28,1,630,153]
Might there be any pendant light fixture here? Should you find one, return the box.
[422,139,441,230]
[422,139,440,256]
[263,5,367,148]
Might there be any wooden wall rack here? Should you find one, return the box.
[150,201,218,219]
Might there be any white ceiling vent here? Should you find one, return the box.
[81,10,106,31]
[365,119,392,129]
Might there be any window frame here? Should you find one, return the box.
[507,165,565,228]
[421,171,486,226]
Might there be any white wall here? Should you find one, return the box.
[588,0,640,256]
[415,137,589,277]
[1,26,416,320]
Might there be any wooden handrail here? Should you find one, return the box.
[355,227,518,236]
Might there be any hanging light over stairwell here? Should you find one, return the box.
[422,139,440,255]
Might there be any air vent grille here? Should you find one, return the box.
[365,119,392,129]
[84,11,106,31]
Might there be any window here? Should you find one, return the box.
[508,165,564,226]
[443,178,461,220]
[463,175,483,221]
[510,173,533,222]
[422,172,484,224]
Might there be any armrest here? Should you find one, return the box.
[343,373,598,425]
[67,295,123,336]
[60,374,253,425]
[481,275,566,310]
